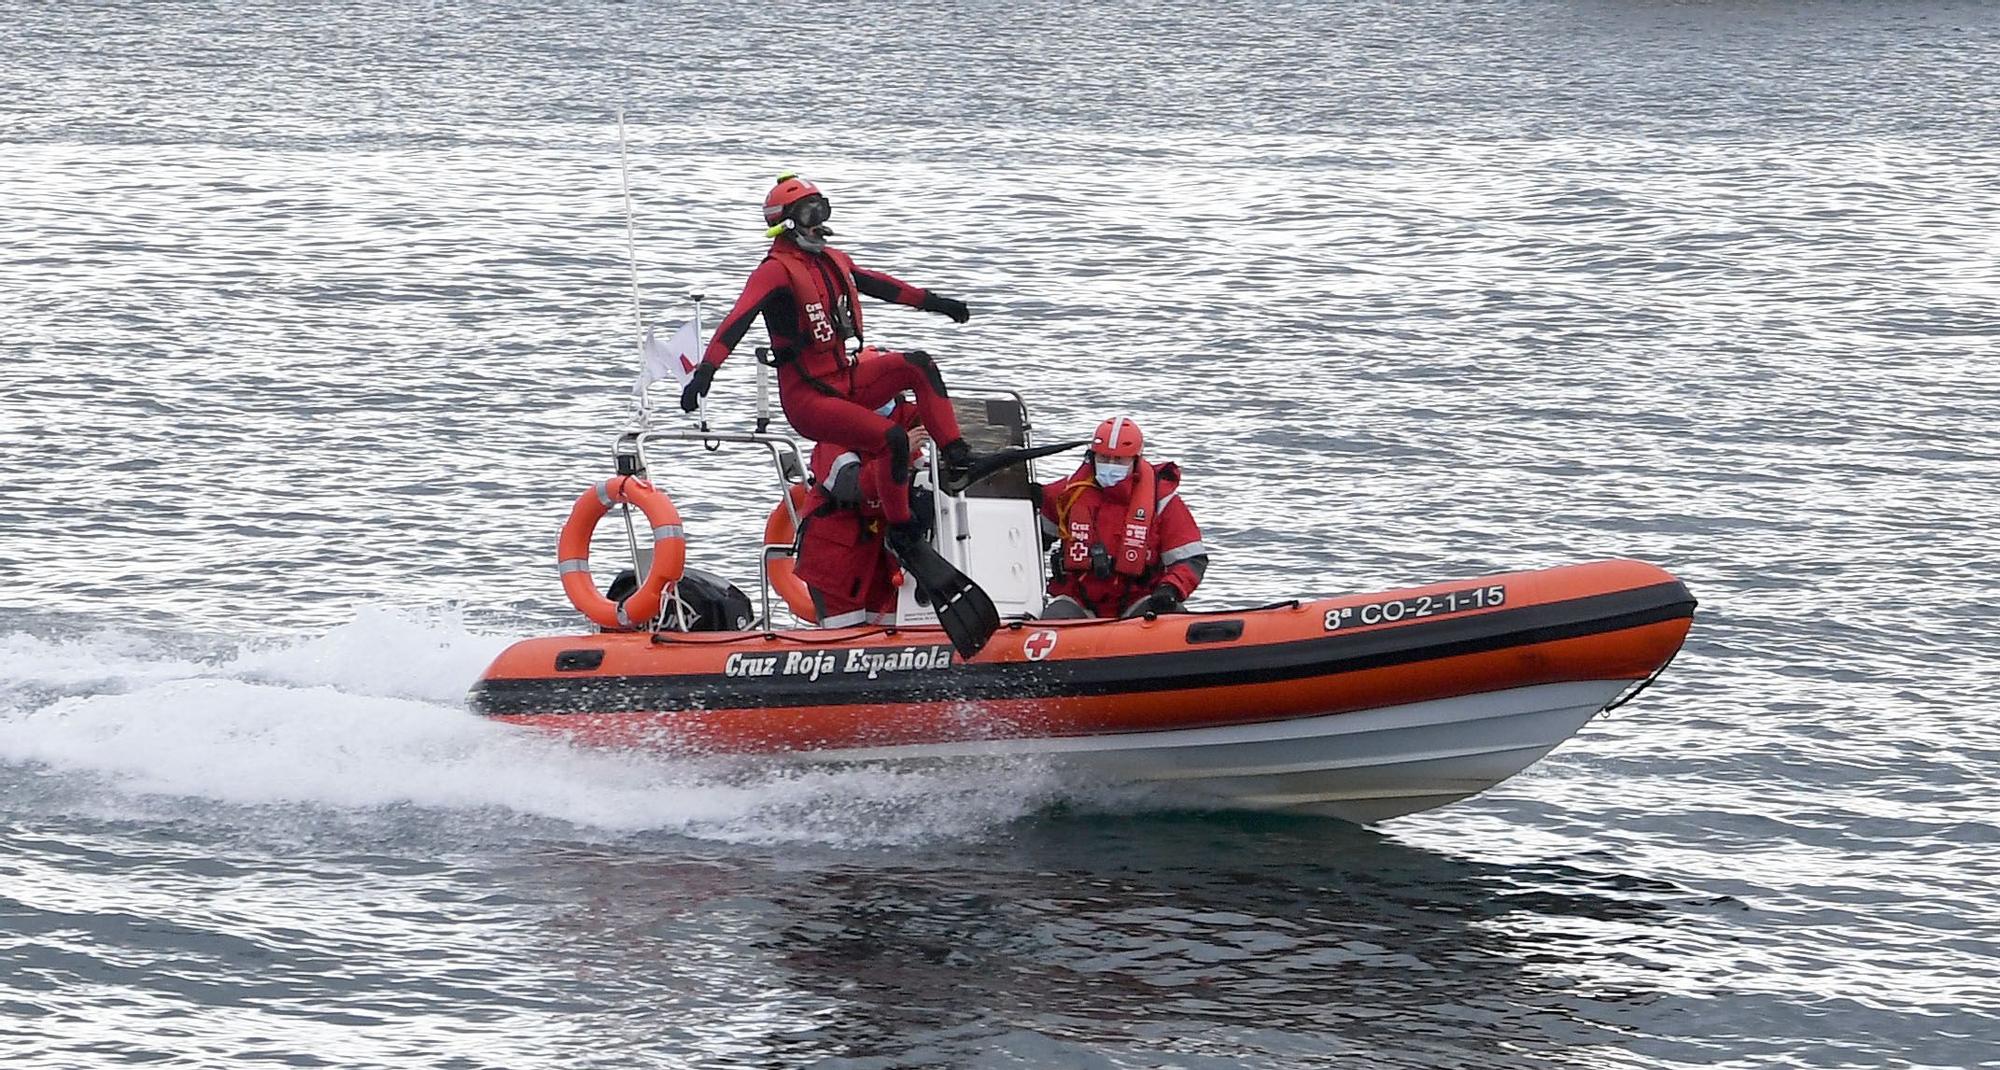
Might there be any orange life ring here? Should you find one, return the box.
[764,483,819,623]
[558,476,687,630]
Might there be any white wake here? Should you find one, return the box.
[0,608,1075,846]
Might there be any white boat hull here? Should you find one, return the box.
[790,679,1633,823]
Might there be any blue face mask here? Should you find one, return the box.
[876,398,899,417]
[1094,460,1131,487]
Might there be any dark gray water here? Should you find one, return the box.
[4,2,1998,1067]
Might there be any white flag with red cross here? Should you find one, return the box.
[635,320,700,398]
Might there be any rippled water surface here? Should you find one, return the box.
[4,2,1998,1067]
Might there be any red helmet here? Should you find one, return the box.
[1091,416,1144,460]
[763,172,827,226]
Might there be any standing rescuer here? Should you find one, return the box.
[1039,417,1208,619]
[682,173,984,549]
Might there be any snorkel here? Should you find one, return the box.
[765,215,834,252]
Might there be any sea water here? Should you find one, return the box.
[3,2,1997,1066]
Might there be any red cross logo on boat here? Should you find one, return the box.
[1024,629,1059,661]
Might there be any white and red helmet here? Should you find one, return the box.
[1090,416,1144,461]
[763,172,829,227]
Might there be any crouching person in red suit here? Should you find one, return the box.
[794,396,929,627]
[1038,416,1208,619]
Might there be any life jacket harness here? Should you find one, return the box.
[762,239,865,397]
[1057,460,1162,579]
[806,483,885,525]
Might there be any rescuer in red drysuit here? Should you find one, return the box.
[794,393,929,627]
[1038,416,1208,619]
[681,173,981,537]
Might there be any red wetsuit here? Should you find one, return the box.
[1039,460,1208,617]
[794,399,921,627]
[701,238,963,525]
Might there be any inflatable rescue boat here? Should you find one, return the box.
[469,362,1697,823]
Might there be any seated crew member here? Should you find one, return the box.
[794,394,928,628]
[680,172,986,561]
[1038,416,1208,619]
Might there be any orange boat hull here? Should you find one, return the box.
[470,558,1693,756]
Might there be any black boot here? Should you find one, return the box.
[884,519,930,565]
[939,438,1094,495]
[941,439,976,486]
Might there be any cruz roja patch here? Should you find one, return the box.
[723,644,955,682]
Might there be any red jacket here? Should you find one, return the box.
[1039,459,1207,617]
[701,239,931,388]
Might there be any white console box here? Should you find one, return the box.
[895,495,1044,624]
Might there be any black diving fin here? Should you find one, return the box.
[941,439,1091,495]
[887,527,1000,659]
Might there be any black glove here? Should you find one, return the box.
[680,362,717,413]
[920,292,971,324]
[1121,585,1183,619]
